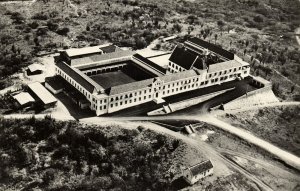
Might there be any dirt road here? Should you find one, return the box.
[201,115,300,171]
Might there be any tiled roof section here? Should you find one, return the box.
[13,92,35,105]
[65,46,103,57]
[193,58,207,70]
[100,45,121,53]
[160,69,198,83]
[28,63,43,72]
[189,160,213,176]
[107,69,199,95]
[56,61,103,93]
[107,79,153,95]
[27,82,57,105]
[169,46,198,70]
[208,60,242,73]
[72,50,135,68]
[186,37,234,60]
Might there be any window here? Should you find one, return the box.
[100,106,102,110]
[144,96,146,99]
[125,100,127,104]
[149,95,151,98]
[139,97,141,101]
[120,102,122,105]
[134,98,136,102]
[144,90,147,94]
[111,104,113,107]
[104,105,106,109]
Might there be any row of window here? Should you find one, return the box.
[110,95,152,108]
[208,66,246,78]
[57,69,91,99]
[110,89,152,102]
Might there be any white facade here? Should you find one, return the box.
[183,166,213,185]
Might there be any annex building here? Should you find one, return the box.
[54,37,250,116]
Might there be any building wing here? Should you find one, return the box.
[185,37,234,60]
[169,46,198,70]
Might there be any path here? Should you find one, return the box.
[201,115,300,171]
[212,101,300,115]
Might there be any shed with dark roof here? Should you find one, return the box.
[183,160,213,185]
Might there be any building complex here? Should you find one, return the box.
[53,37,250,116]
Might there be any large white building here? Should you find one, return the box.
[53,38,250,116]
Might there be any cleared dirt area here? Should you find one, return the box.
[193,122,300,191]
[219,105,300,157]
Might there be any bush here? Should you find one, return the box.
[254,15,264,23]
[56,27,70,36]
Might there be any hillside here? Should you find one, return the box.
[0,117,205,190]
[220,105,300,157]
[0,0,300,100]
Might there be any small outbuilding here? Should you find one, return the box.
[183,160,213,185]
[12,92,35,108]
[27,82,57,108]
[27,63,43,76]
[45,76,65,95]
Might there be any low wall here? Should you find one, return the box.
[169,88,234,112]
[223,86,278,111]
[148,88,234,116]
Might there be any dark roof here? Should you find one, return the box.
[45,76,65,91]
[56,62,102,93]
[189,160,213,176]
[133,54,166,74]
[169,46,198,70]
[193,57,207,70]
[100,45,121,53]
[186,37,234,60]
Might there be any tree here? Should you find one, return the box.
[217,20,225,34]
[214,34,218,44]
[56,27,70,36]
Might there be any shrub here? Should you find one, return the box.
[56,27,70,36]
[254,15,264,23]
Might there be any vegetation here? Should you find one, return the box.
[0,0,299,99]
[222,105,300,157]
[0,117,202,190]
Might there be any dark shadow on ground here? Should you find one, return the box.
[171,177,190,190]
[54,93,95,119]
